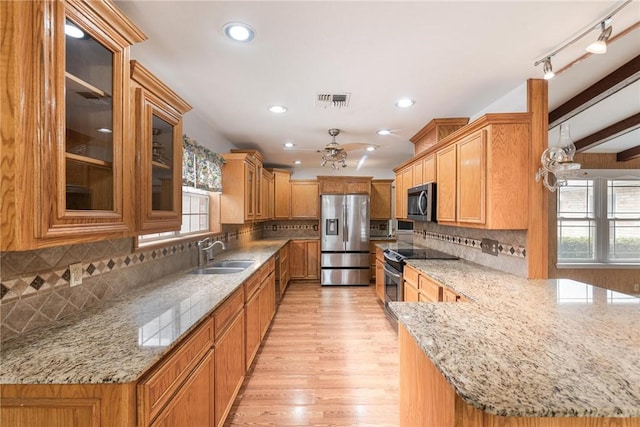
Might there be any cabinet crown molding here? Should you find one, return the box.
[394,112,532,172]
[130,61,192,114]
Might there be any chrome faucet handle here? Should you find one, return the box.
[197,237,211,248]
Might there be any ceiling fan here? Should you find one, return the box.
[320,129,378,169]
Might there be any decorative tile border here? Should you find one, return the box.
[415,230,526,258]
[264,223,318,232]
[0,224,264,304]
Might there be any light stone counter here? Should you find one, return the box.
[387,256,640,418]
[0,239,287,384]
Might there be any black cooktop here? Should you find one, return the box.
[384,248,459,263]
[393,248,459,260]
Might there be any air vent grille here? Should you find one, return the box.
[316,93,351,109]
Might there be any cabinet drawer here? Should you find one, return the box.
[419,275,442,302]
[244,273,261,301]
[403,264,419,287]
[139,317,214,426]
[442,288,461,302]
[214,288,244,340]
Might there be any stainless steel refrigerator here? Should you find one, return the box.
[321,194,370,286]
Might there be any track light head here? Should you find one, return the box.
[543,58,555,80]
[586,22,612,54]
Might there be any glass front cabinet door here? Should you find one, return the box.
[130,61,192,233]
[1,0,146,250]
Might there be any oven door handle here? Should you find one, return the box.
[383,264,402,280]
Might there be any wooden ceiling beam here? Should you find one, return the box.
[617,144,640,162]
[574,112,640,152]
[548,55,640,129]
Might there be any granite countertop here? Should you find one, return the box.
[386,254,640,418]
[0,239,288,385]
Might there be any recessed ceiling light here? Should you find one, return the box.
[65,22,84,39]
[96,128,112,134]
[269,105,287,113]
[377,129,391,136]
[223,22,255,42]
[395,98,415,108]
[294,160,302,165]
[366,146,376,152]
[284,142,295,148]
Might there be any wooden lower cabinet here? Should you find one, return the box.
[404,281,419,302]
[214,310,245,427]
[259,272,276,339]
[279,244,290,297]
[245,287,261,371]
[289,240,319,280]
[150,350,214,427]
[400,324,639,427]
[0,383,137,427]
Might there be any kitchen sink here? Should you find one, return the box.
[208,260,254,269]
[189,260,254,275]
[190,267,245,275]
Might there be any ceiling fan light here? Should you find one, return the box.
[377,129,391,136]
[284,142,294,148]
[366,146,376,152]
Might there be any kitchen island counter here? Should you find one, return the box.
[0,239,288,385]
[389,258,640,420]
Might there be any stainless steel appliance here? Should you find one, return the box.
[407,183,436,222]
[321,194,370,286]
[382,247,458,328]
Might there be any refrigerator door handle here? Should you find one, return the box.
[343,204,348,242]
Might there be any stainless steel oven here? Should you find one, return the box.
[382,250,404,329]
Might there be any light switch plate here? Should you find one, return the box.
[481,238,499,256]
[69,263,83,287]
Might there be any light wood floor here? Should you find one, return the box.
[225,282,400,426]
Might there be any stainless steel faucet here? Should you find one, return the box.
[196,238,226,267]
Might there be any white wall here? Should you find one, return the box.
[468,82,528,122]
[183,111,237,153]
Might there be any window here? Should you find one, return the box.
[557,178,640,264]
[138,187,213,244]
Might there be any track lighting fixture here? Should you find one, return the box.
[533,0,630,79]
[543,58,555,80]
[586,21,612,54]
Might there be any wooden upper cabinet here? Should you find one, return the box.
[422,155,436,184]
[220,150,264,224]
[262,169,274,220]
[272,169,291,219]
[435,114,530,229]
[290,180,319,219]
[371,180,393,220]
[457,130,486,224]
[317,176,372,195]
[130,61,191,233]
[1,0,147,251]
[436,145,457,223]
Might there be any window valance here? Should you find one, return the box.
[182,135,225,192]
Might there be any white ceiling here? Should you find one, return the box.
[115,1,640,177]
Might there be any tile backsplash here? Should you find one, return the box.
[262,220,319,238]
[0,223,263,341]
[412,222,527,277]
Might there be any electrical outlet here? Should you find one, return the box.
[634,283,639,292]
[69,263,83,287]
[481,238,499,256]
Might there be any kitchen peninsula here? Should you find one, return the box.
[387,251,640,427]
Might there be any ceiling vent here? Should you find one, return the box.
[315,93,351,109]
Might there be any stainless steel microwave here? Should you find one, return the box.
[407,183,436,222]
